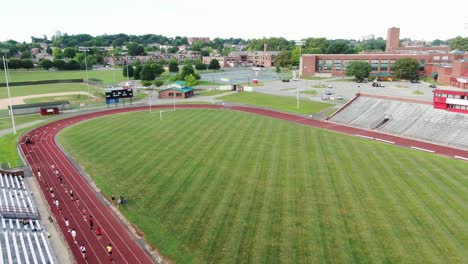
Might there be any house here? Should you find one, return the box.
[158,81,194,99]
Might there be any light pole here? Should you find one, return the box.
[1,49,16,134]
[79,47,91,107]
[105,47,117,85]
[295,40,304,110]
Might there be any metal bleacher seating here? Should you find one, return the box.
[0,173,56,263]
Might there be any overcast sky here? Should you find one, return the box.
[1,0,467,43]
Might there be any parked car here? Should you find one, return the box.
[327,84,333,88]
[337,95,344,100]
[321,96,329,100]
[410,79,420,83]
[281,79,290,82]
[429,84,436,88]
[325,91,332,95]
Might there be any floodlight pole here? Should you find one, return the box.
[295,40,304,110]
[2,53,16,134]
[79,47,91,108]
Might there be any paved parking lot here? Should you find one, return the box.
[253,78,440,104]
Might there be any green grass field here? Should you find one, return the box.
[58,110,467,264]
[219,92,331,114]
[197,90,232,96]
[0,69,127,84]
[0,83,102,99]
[0,114,48,130]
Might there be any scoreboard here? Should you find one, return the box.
[105,88,133,99]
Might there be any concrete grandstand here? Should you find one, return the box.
[329,94,468,150]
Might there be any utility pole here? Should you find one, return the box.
[79,47,91,107]
[1,49,16,134]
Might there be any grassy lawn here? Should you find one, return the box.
[197,90,232,96]
[196,80,224,86]
[1,70,127,84]
[0,83,103,99]
[57,109,468,264]
[412,91,424,95]
[300,90,318,95]
[311,84,327,88]
[219,92,331,114]
[0,114,48,130]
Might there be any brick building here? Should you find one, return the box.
[188,37,210,45]
[158,81,194,99]
[202,43,279,68]
[300,27,468,88]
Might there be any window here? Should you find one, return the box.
[317,60,323,70]
[442,56,448,61]
[434,56,440,61]
[381,60,388,71]
[333,60,341,70]
[419,59,425,71]
[176,93,182,97]
[169,93,174,96]
[371,60,379,71]
[325,60,332,70]
[343,60,351,70]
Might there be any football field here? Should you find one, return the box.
[57,109,467,264]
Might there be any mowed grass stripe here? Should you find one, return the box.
[332,136,383,264]
[369,144,446,263]
[347,139,406,263]
[57,110,468,264]
[200,115,270,263]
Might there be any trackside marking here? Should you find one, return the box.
[410,146,435,153]
[355,134,374,140]
[374,138,395,144]
[454,156,468,161]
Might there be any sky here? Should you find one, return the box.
[1,0,467,43]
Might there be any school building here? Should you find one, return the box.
[300,27,468,88]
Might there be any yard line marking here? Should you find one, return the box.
[354,134,374,140]
[410,146,435,153]
[374,138,395,144]
[454,155,468,161]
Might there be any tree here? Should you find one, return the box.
[184,74,198,87]
[134,65,143,80]
[153,80,164,87]
[168,59,179,72]
[46,45,53,55]
[141,80,153,88]
[195,60,207,71]
[7,58,22,69]
[151,63,164,77]
[123,65,134,78]
[39,59,53,70]
[22,59,34,69]
[180,64,195,79]
[140,63,156,81]
[208,59,220,70]
[63,47,76,58]
[53,48,63,59]
[274,50,292,68]
[448,36,468,51]
[392,58,419,80]
[291,47,301,66]
[126,42,145,56]
[345,61,371,80]
[53,59,66,70]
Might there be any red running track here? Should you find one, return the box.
[19,104,468,263]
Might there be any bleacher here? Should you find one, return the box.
[329,96,468,149]
[0,173,56,263]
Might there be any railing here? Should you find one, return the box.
[0,205,40,219]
